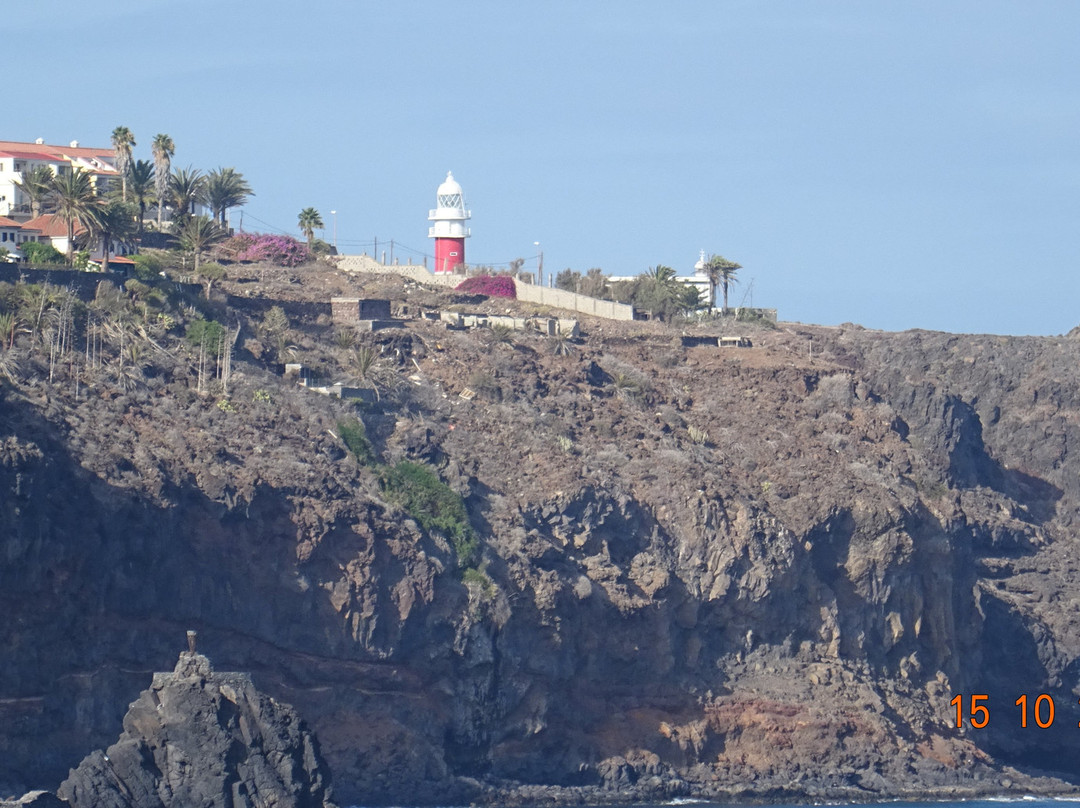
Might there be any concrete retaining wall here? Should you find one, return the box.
[511,280,636,321]
[335,256,636,321]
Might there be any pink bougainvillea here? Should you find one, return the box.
[454,275,517,298]
[223,232,311,267]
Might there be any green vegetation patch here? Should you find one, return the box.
[185,318,226,353]
[378,460,478,567]
[337,418,375,465]
[461,565,496,598]
[336,418,480,569]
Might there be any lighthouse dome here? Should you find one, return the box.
[436,171,465,210]
[438,171,462,196]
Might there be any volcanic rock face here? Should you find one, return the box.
[3,268,1080,805]
[56,650,335,808]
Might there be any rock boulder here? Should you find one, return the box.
[56,650,335,808]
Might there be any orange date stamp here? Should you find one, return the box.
[951,694,1071,729]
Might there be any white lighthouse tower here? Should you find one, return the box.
[427,171,471,273]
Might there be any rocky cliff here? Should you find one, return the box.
[1,269,1079,805]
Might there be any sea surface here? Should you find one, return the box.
[345,799,1080,808]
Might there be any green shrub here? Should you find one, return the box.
[338,418,374,465]
[379,460,477,566]
[461,566,496,598]
[185,318,226,353]
[22,242,64,265]
[131,253,164,280]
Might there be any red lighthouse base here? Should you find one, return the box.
[434,237,465,273]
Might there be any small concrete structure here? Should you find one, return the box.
[680,335,754,348]
[681,335,720,348]
[332,297,405,331]
[332,297,392,323]
[438,310,577,336]
[719,336,753,348]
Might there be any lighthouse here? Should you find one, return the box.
[427,171,471,273]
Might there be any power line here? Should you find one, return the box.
[239,212,292,236]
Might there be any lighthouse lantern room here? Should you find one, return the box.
[428,171,471,273]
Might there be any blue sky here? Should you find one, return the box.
[10,1,1080,335]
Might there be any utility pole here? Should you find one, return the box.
[330,210,337,249]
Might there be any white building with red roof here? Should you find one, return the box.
[20,213,84,255]
[0,137,118,219]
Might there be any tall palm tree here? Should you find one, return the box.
[49,169,101,265]
[297,207,323,247]
[177,215,225,272]
[169,167,206,228]
[110,126,136,202]
[128,160,155,240]
[151,133,174,230]
[204,167,254,227]
[637,265,685,321]
[14,165,55,218]
[704,254,741,314]
[92,201,138,271]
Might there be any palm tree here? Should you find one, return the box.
[14,165,54,218]
[49,168,100,265]
[92,201,138,271]
[151,133,174,230]
[646,264,678,285]
[297,207,323,247]
[704,254,741,314]
[204,167,253,228]
[637,265,697,321]
[169,167,206,227]
[110,126,136,202]
[128,160,155,240]
[177,215,225,272]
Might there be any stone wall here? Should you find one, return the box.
[334,256,636,321]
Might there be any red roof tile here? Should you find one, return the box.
[0,150,64,162]
[0,140,113,164]
[21,214,85,238]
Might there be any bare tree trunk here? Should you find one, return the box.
[197,336,207,394]
[221,324,240,394]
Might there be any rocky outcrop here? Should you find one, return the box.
[55,647,335,808]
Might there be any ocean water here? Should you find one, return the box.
[343,799,1080,808]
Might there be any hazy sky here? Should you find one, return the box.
[10,1,1080,335]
